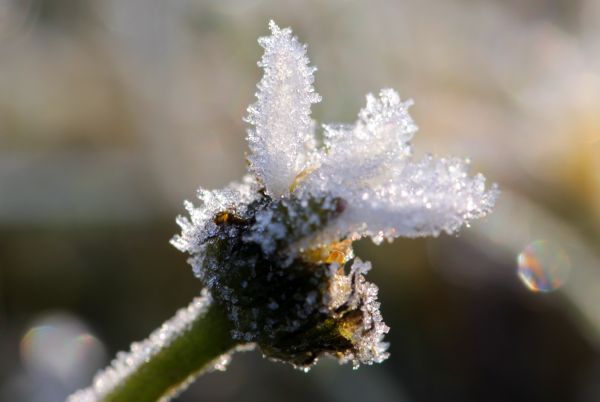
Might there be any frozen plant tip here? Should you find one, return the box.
[69,21,498,402]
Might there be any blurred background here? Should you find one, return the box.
[1,0,600,401]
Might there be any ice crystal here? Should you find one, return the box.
[169,20,497,370]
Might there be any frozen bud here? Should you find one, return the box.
[194,193,387,368]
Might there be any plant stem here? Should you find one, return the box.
[102,301,239,402]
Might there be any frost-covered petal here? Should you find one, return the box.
[245,20,321,197]
[295,156,497,249]
[310,89,417,190]
[315,155,498,245]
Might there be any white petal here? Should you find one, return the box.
[245,21,321,197]
[304,89,417,193]
[324,156,498,244]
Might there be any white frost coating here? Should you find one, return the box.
[67,290,214,402]
[245,20,321,198]
[171,175,260,254]
[318,89,417,188]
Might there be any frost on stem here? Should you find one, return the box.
[68,291,218,402]
[170,20,498,371]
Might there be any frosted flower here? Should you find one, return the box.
[172,21,498,369]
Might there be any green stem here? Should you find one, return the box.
[102,301,239,402]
